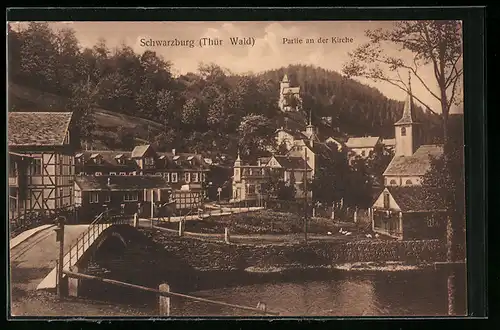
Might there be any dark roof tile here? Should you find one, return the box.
[8,112,73,146]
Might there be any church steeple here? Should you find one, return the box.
[282,74,289,83]
[394,71,421,157]
[305,108,318,142]
[395,71,417,126]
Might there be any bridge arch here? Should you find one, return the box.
[92,229,129,262]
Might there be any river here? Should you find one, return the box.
[82,267,466,317]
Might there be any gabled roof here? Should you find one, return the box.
[385,186,446,212]
[383,144,443,177]
[8,112,73,146]
[271,155,312,170]
[346,136,381,149]
[131,144,153,158]
[276,127,308,140]
[75,175,171,191]
[382,138,396,147]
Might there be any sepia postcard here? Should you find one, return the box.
[8,19,470,318]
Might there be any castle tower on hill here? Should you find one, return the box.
[278,74,302,112]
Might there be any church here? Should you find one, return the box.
[382,76,443,187]
[369,75,447,240]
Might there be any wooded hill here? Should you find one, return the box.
[8,22,443,155]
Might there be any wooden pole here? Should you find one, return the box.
[159,283,171,316]
[57,219,65,299]
[224,227,230,244]
[304,148,308,243]
[178,220,184,237]
[63,270,280,315]
[150,190,154,220]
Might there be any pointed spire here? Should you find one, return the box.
[395,71,417,126]
[308,108,312,126]
[236,149,241,161]
[282,73,289,83]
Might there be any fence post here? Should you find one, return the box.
[224,227,230,244]
[159,283,171,316]
[354,209,358,223]
[178,220,184,237]
[133,213,138,228]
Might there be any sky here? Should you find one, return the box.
[11,21,463,114]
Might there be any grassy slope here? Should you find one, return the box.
[8,83,164,150]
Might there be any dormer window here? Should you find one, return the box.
[187,155,194,164]
[95,172,102,176]
[90,153,102,165]
[173,155,180,164]
[115,154,125,164]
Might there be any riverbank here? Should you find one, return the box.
[143,228,446,273]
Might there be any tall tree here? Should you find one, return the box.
[18,22,59,92]
[66,79,98,148]
[237,114,276,160]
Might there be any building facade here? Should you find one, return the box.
[8,112,76,219]
[74,175,173,220]
[370,186,447,240]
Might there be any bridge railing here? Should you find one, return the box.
[62,209,131,274]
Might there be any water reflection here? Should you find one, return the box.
[83,265,465,317]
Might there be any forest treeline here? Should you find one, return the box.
[8,22,442,155]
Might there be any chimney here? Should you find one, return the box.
[172,148,176,156]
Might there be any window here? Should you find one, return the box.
[31,158,42,175]
[119,172,127,176]
[110,172,117,176]
[123,192,138,202]
[401,127,406,136]
[427,215,438,227]
[95,172,102,176]
[383,192,390,209]
[192,172,199,182]
[90,192,99,204]
[171,173,178,182]
[185,172,190,182]
[104,193,111,203]
[405,179,413,185]
[390,179,397,185]
[164,172,170,182]
[144,157,155,166]
[248,184,256,195]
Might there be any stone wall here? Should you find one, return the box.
[143,229,446,272]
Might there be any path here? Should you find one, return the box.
[10,225,89,297]
[144,206,264,223]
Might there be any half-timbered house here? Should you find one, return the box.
[8,112,76,217]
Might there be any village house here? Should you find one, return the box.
[382,76,443,187]
[381,138,396,154]
[75,144,210,213]
[8,112,76,220]
[370,186,447,240]
[345,136,382,159]
[74,175,173,220]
